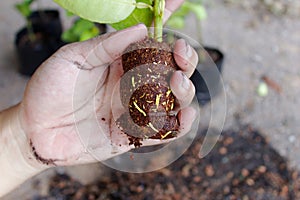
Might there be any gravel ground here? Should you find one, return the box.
[27,127,300,200]
[1,0,300,199]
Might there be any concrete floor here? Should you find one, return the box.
[201,1,300,167]
[1,0,300,199]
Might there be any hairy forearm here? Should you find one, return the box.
[0,105,46,197]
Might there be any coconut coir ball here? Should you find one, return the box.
[118,38,180,147]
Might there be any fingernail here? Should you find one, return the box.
[125,23,147,32]
[136,23,146,28]
[181,72,190,90]
[186,43,193,58]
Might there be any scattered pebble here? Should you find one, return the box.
[288,135,296,143]
[241,168,250,177]
[257,82,268,97]
[205,165,215,177]
[219,147,228,155]
[257,165,267,173]
[246,178,255,186]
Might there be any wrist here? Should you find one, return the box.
[0,104,48,197]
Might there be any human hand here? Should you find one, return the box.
[0,0,200,197]
[19,1,198,167]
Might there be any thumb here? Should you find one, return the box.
[85,24,148,68]
[55,24,148,70]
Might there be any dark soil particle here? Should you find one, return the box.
[32,126,300,200]
[30,140,57,166]
[118,38,180,146]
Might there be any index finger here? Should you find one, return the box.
[164,0,185,23]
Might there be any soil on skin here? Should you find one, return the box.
[31,126,300,200]
[118,38,180,147]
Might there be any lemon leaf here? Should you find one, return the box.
[54,0,136,23]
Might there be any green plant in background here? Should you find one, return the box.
[15,0,35,41]
[166,0,207,49]
[15,0,34,17]
[164,0,207,55]
[16,0,103,44]
[167,0,208,62]
[61,15,101,43]
[167,0,207,30]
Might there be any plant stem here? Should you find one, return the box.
[27,20,36,42]
[153,0,165,42]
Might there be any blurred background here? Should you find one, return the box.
[1,0,300,199]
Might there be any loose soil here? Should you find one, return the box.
[31,126,300,200]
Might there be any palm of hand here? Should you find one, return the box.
[20,44,128,165]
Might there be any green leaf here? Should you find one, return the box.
[25,0,34,4]
[111,0,153,30]
[166,1,206,29]
[73,19,95,36]
[79,27,100,41]
[54,0,136,24]
[15,1,33,18]
[190,5,207,20]
[65,10,75,17]
[61,29,78,43]
[62,18,101,42]
[166,16,185,29]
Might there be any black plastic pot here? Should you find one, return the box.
[15,9,64,76]
[191,46,224,106]
[15,26,64,76]
[29,9,63,39]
